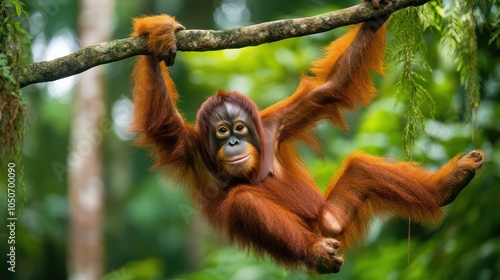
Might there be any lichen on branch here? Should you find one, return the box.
[18,0,430,88]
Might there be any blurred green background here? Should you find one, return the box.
[0,0,499,279]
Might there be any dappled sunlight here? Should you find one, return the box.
[214,0,251,29]
[31,29,79,102]
[112,97,134,141]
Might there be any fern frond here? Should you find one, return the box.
[418,0,444,31]
[389,6,436,160]
[488,1,500,48]
[441,0,481,122]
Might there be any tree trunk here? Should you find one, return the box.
[68,0,113,279]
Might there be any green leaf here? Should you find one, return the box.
[442,0,481,120]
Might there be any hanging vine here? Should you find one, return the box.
[442,0,481,138]
[0,0,29,215]
[388,0,498,156]
[388,5,436,160]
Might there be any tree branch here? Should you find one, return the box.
[19,0,429,88]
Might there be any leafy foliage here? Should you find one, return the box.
[388,6,435,159]
[441,0,481,124]
[0,0,29,214]
[489,0,500,47]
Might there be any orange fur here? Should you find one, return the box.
[130,14,484,275]
[132,15,183,59]
[259,23,387,162]
[216,144,260,179]
[323,151,484,249]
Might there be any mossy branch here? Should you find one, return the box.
[19,0,429,88]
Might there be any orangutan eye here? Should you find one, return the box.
[216,125,230,139]
[234,122,248,135]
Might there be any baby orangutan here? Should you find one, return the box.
[130,0,484,274]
